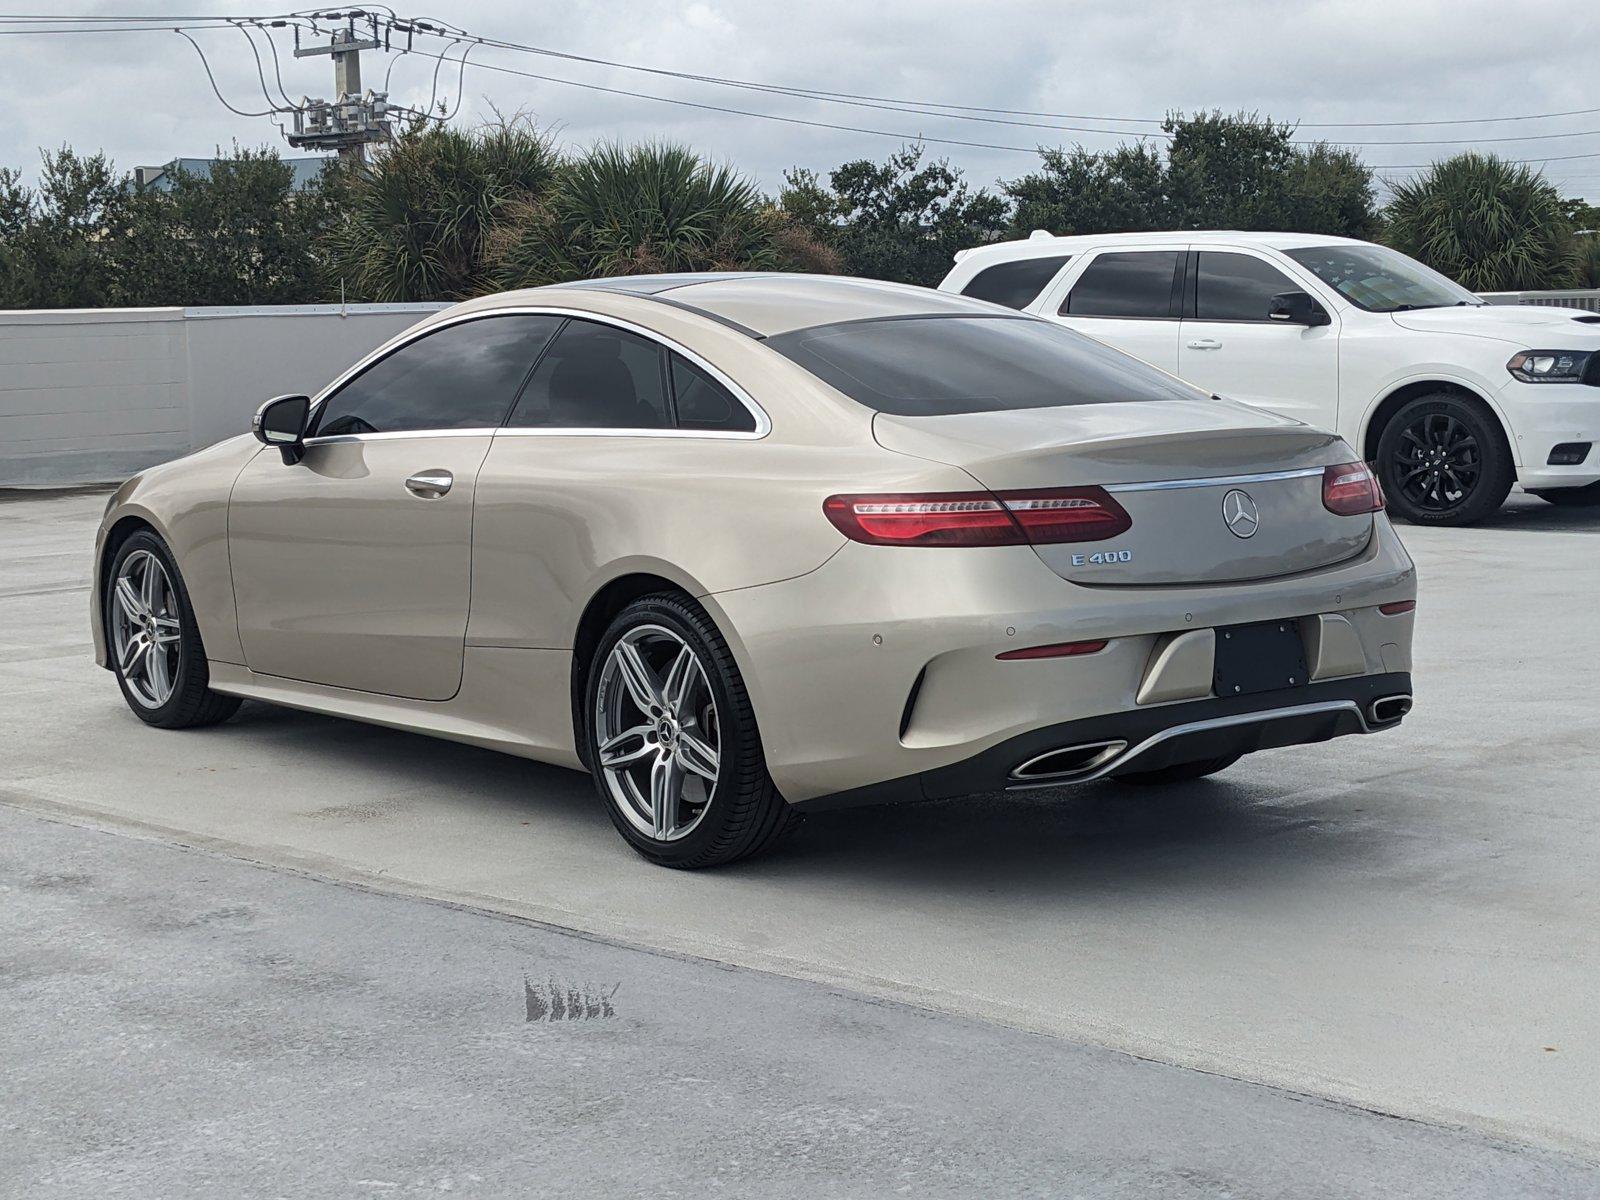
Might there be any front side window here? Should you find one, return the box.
[1284,244,1481,313]
[506,319,671,429]
[313,314,562,437]
[1194,252,1302,321]
[1061,251,1180,318]
[765,314,1203,417]
[960,255,1072,310]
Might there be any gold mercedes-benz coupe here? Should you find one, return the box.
[92,274,1417,867]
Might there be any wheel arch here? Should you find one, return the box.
[93,510,167,669]
[1359,379,1516,467]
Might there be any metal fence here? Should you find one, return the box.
[1480,289,1600,313]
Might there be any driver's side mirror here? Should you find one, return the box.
[1269,291,1331,327]
[253,394,311,464]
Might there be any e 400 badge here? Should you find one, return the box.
[1071,550,1134,566]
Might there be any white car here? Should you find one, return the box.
[939,231,1600,525]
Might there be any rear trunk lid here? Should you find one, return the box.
[873,398,1372,585]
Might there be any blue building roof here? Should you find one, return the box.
[136,156,333,192]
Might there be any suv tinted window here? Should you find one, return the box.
[314,314,562,436]
[506,319,671,429]
[1195,252,1300,321]
[766,314,1201,417]
[1062,251,1180,318]
[960,255,1071,310]
[670,353,757,432]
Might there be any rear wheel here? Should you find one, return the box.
[584,593,798,869]
[1375,394,1513,527]
[105,531,241,729]
[1529,481,1600,507]
[1113,754,1241,786]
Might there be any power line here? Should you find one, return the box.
[8,13,1600,136]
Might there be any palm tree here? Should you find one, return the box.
[1384,153,1580,292]
[323,117,560,302]
[491,142,826,287]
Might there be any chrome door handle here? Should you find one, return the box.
[1187,338,1223,350]
[405,469,454,498]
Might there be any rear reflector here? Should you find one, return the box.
[1322,461,1384,516]
[1379,600,1416,616]
[997,639,1108,660]
[823,488,1131,547]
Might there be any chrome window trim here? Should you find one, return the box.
[1105,466,1325,494]
[307,304,771,441]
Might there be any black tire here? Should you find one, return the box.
[1529,481,1600,507]
[1112,754,1241,786]
[1375,393,1514,527]
[104,530,241,729]
[583,593,799,869]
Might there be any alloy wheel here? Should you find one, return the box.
[593,624,721,842]
[110,549,183,708]
[1390,411,1482,513]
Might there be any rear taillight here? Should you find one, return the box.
[1322,461,1384,516]
[823,488,1131,547]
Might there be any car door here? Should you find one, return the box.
[1041,247,1186,373]
[1178,249,1340,428]
[227,312,563,701]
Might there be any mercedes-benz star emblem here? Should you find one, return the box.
[1222,489,1260,539]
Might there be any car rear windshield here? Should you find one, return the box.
[764,314,1202,416]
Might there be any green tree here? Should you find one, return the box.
[1384,152,1579,291]
[491,142,821,287]
[0,147,125,308]
[1002,112,1378,240]
[323,117,562,302]
[110,148,335,306]
[780,144,1007,285]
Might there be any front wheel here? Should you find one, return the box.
[1374,394,1513,527]
[1529,481,1600,507]
[584,594,798,869]
[105,531,241,729]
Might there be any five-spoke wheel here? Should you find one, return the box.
[104,530,240,728]
[584,593,797,868]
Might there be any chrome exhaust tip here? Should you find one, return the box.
[1368,695,1413,725]
[1010,739,1128,784]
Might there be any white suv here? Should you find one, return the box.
[939,231,1600,525]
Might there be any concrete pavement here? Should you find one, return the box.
[6,805,1600,1198]
[3,487,1599,1166]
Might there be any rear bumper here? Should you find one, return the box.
[803,672,1410,810]
[707,519,1417,805]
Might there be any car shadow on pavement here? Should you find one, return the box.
[1440,493,1600,533]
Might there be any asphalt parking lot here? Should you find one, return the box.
[4,486,1600,1184]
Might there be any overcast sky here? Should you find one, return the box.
[2,0,1598,204]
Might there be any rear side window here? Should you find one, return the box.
[959,255,1071,310]
[669,353,757,433]
[506,319,671,429]
[1061,251,1180,318]
[765,315,1202,417]
[1195,252,1300,322]
[313,314,562,436]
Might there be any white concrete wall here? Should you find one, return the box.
[0,304,448,487]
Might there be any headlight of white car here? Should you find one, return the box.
[1506,349,1595,383]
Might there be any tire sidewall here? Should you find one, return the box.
[105,531,206,726]
[583,595,758,865]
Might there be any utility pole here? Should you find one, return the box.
[288,15,390,167]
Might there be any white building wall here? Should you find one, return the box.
[0,303,447,487]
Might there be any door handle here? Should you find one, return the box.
[1186,338,1223,350]
[404,469,454,498]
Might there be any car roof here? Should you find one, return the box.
[953,230,1371,265]
[502,272,1004,337]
